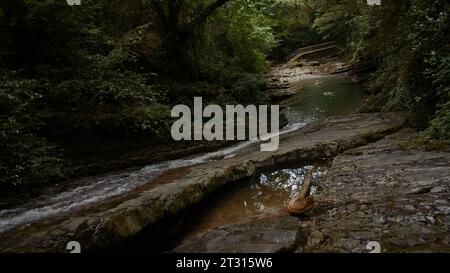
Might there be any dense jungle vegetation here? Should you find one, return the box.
[0,0,449,189]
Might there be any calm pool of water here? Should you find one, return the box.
[181,165,328,238]
[176,75,363,240]
[284,75,366,124]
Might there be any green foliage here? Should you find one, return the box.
[313,0,450,140]
[268,0,321,62]
[218,0,278,72]
[423,54,450,140]
[228,73,267,105]
[152,0,280,80]
[0,71,65,187]
[0,0,283,188]
[425,102,450,140]
[0,0,173,188]
[313,3,352,42]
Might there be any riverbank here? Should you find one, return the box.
[0,112,406,252]
[266,57,348,100]
[0,139,237,209]
[2,53,449,253]
[174,128,450,253]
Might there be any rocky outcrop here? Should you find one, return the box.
[299,129,450,253]
[174,128,450,253]
[266,59,357,101]
[0,113,405,252]
[265,64,315,100]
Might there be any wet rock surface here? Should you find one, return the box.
[265,63,317,100]
[0,113,405,252]
[173,128,450,253]
[266,59,355,101]
[300,129,450,253]
[174,214,301,253]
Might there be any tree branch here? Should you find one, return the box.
[190,0,232,30]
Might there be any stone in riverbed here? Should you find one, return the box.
[173,216,301,253]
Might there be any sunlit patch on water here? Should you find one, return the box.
[257,167,326,205]
[182,165,328,237]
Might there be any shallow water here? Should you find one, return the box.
[0,122,307,233]
[284,75,366,124]
[180,165,328,237]
[0,75,364,234]
[173,74,364,241]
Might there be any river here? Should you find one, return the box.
[0,74,365,236]
[169,74,366,242]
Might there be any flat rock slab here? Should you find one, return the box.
[171,129,450,253]
[299,129,450,253]
[265,64,308,100]
[174,215,300,253]
[0,113,405,252]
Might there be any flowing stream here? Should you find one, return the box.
[173,74,367,239]
[0,74,365,233]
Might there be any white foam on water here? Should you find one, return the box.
[0,122,307,233]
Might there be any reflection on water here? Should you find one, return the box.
[0,122,308,233]
[183,165,327,236]
[177,75,361,239]
[284,75,366,124]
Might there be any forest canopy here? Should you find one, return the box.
[0,0,449,189]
